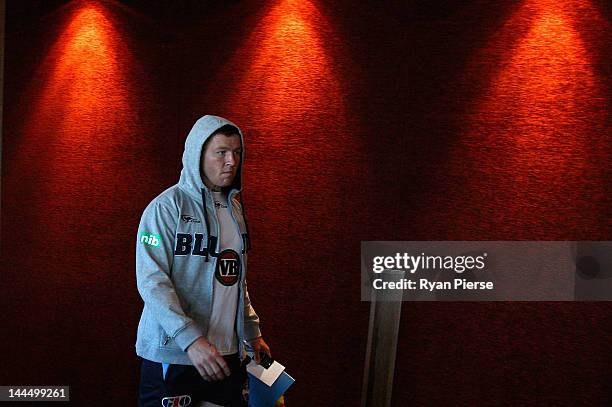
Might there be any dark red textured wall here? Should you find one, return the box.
[2,0,611,406]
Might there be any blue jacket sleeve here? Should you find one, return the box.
[135,201,204,351]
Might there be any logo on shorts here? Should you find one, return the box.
[161,394,191,407]
[215,249,241,286]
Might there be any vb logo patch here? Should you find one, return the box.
[215,249,241,286]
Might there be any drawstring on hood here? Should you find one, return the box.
[178,115,251,260]
[201,188,219,261]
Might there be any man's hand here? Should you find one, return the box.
[186,337,231,381]
[249,337,271,364]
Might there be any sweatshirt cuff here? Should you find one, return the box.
[244,324,262,342]
[174,322,205,352]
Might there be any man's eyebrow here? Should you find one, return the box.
[212,145,242,150]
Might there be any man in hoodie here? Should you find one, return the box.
[136,115,270,406]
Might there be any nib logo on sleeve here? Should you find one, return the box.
[140,232,162,247]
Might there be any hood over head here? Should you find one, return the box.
[178,115,244,200]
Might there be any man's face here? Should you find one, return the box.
[201,133,242,190]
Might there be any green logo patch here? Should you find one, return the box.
[140,232,162,247]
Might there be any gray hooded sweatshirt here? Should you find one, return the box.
[135,115,261,365]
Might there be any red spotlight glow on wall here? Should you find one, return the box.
[484,0,605,151]
[444,0,610,236]
[206,0,357,239]
[219,0,348,132]
[241,0,345,124]
[8,0,141,274]
[33,2,136,146]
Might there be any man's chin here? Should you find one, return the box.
[219,175,235,185]
[217,179,235,188]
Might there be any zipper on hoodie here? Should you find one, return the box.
[201,187,221,310]
[201,188,220,262]
[228,190,247,355]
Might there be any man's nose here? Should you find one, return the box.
[225,153,236,166]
